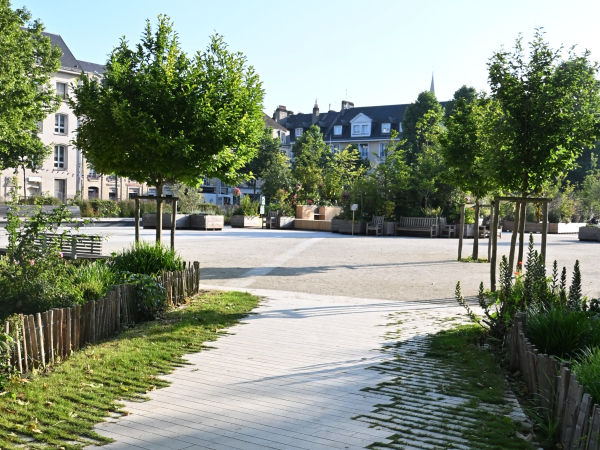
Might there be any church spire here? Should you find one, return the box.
[430,72,435,95]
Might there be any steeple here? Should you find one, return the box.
[430,73,435,95]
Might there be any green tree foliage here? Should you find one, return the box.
[260,151,292,201]
[71,16,264,243]
[0,0,61,195]
[487,29,600,196]
[400,90,444,163]
[444,85,477,117]
[581,154,600,219]
[241,127,283,194]
[291,125,330,203]
[322,145,366,204]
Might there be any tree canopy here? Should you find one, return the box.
[0,0,61,183]
[400,90,444,162]
[487,29,600,195]
[240,127,283,194]
[71,16,264,241]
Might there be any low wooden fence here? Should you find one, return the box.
[508,313,600,450]
[3,261,200,374]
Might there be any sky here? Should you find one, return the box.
[18,0,600,116]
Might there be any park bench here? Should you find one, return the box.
[33,233,105,260]
[395,217,438,238]
[366,216,384,236]
[262,211,277,229]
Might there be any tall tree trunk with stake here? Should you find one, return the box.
[517,201,526,268]
[472,200,480,260]
[155,179,163,245]
[508,201,521,272]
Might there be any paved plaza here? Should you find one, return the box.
[4,226,598,448]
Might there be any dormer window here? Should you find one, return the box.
[295,127,302,137]
[350,113,372,137]
[382,123,391,133]
[333,125,342,135]
[353,125,360,134]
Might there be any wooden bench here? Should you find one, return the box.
[366,216,384,236]
[395,217,438,238]
[33,233,105,260]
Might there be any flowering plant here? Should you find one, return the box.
[231,187,242,197]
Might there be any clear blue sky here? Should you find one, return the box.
[18,0,600,115]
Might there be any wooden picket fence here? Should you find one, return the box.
[3,261,200,374]
[508,312,600,450]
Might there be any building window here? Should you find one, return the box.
[382,123,391,133]
[295,127,302,137]
[399,124,402,132]
[352,122,371,137]
[379,143,387,158]
[281,133,286,144]
[54,145,65,169]
[353,125,360,134]
[331,144,340,153]
[56,82,67,99]
[359,143,369,158]
[54,114,67,134]
[334,125,342,135]
[362,124,368,133]
[54,179,66,202]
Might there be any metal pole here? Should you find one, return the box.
[458,205,465,260]
[541,202,548,264]
[490,197,500,291]
[171,199,177,250]
[134,197,140,244]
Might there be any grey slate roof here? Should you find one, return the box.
[262,113,288,132]
[42,31,105,74]
[282,102,447,145]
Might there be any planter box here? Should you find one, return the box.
[230,215,261,228]
[190,214,224,230]
[331,218,343,233]
[503,220,587,234]
[277,216,295,229]
[382,221,397,236]
[296,205,317,219]
[142,213,190,229]
[339,220,366,235]
[579,226,600,242]
[316,206,342,221]
[294,219,331,231]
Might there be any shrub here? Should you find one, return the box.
[527,306,600,359]
[111,241,183,276]
[233,194,259,217]
[68,260,117,302]
[574,347,600,404]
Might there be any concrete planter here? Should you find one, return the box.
[579,226,600,242]
[277,216,295,229]
[339,220,366,235]
[383,221,397,236]
[331,218,343,233]
[503,220,587,234]
[142,213,190,229]
[230,215,261,228]
[190,214,224,230]
[316,206,342,221]
[296,205,317,219]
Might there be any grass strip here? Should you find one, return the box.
[0,290,259,450]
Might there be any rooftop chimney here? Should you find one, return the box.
[273,105,288,123]
[312,100,319,124]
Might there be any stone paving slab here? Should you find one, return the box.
[96,288,461,449]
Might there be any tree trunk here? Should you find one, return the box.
[517,201,527,269]
[253,179,256,196]
[156,180,163,245]
[508,201,521,272]
[472,201,480,260]
[22,166,27,200]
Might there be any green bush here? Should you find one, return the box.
[111,241,183,276]
[67,260,117,302]
[18,194,62,205]
[233,194,259,217]
[527,306,600,359]
[574,347,600,404]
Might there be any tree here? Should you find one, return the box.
[400,90,444,163]
[444,85,477,117]
[260,152,292,201]
[0,0,61,197]
[488,28,600,263]
[240,127,283,195]
[581,154,600,220]
[290,125,330,203]
[322,145,366,205]
[440,92,501,258]
[71,16,264,243]
[488,29,600,196]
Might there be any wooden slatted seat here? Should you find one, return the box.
[33,233,105,260]
[395,217,438,238]
[366,216,384,236]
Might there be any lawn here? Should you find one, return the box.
[0,290,259,450]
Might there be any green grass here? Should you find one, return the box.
[459,256,489,263]
[574,346,600,405]
[0,290,259,450]
[110,240,183,276]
